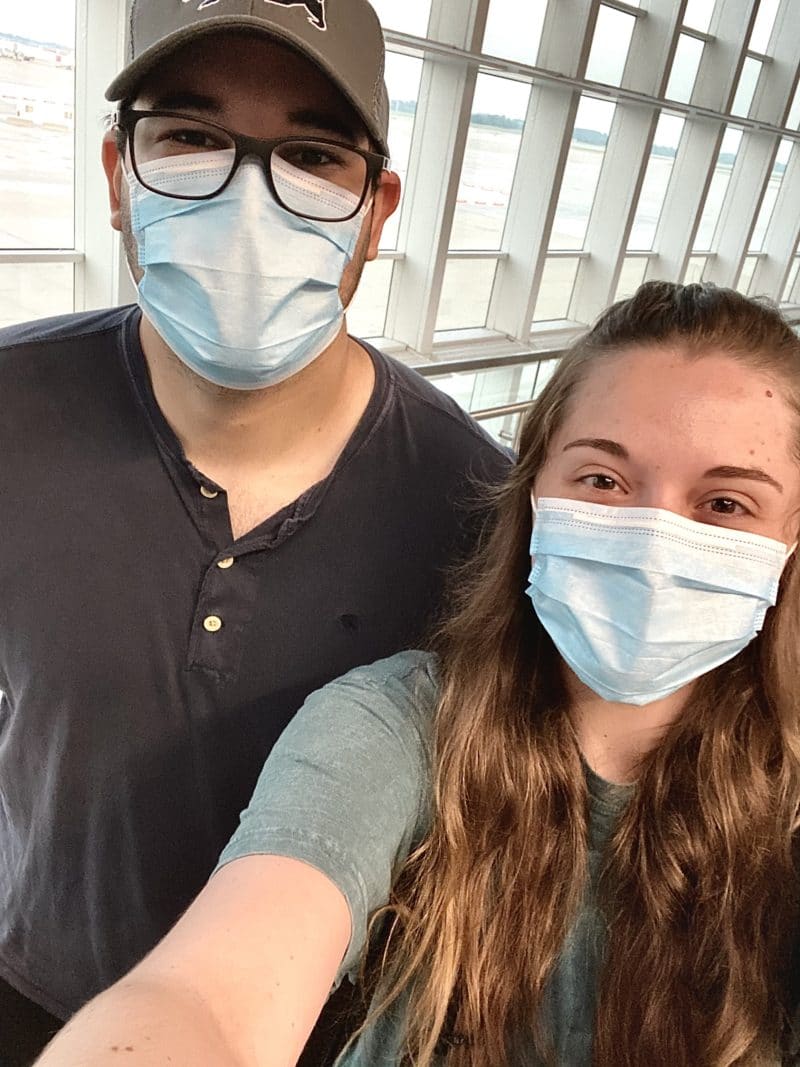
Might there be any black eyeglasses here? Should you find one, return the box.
[114,109,390,222]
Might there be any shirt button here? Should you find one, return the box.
[217,556,235,570]
[200,485,219,499]
[203,615,223,633]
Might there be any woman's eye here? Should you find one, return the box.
[581,474,618,491]
[707,497,746,515]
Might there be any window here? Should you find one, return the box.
[435,258,499,331]
[682,0,716,32]
[628,113,685,250]
[665,34,704,103]
[533,256,580,321]
[748,0,781,54]
[737,254,759,295]
[694,127,743,250]
[380,52,424,251]
[450,74,530,251]
[369,0,431,37]
[749,139,793,251]
[615,256,649,300]
[585,5,636,87]
[684,256,708,284]
[482,0,548,65]
[1,0,76,326]
[549,97,616,251]
[346,259,394,339]
[730,57,762,118]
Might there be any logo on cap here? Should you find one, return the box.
[184,0,327,30]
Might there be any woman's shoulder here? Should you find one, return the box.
[300,650,440,742]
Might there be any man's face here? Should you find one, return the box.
[103,31,400,307]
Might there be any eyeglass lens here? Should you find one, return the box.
[131,115,368,220]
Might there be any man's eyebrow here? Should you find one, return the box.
[145,91,222,113]
[287,107,362,143]
[703,465,784,493]
[562,438,629,459]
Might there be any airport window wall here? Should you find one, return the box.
[2,0,800,443]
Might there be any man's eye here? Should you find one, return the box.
[162,128,223,149]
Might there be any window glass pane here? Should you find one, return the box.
[370,0,431,36]
[483,0,547,65]
[346,258,393,338]
[628,113,684,250]
[0,261,73,327]
[615,257,648,301]
[450,74,530,251]
[749,138,793,251]
[532,256,580,320]
[430,370,478,411]
[748,0,780,53]
[693,127,743,250]
[782,257,800,302]
[435,258,499,331]
[683,0,716,32]
[471,412,520,448]
[381,52,423,251]
[684,255,707,284]
[665,34,704,104]
[549,96,616,250]
[0,2,76,249]
[730,57,761,117]
[531,357,560,396]
[585,6,635,87]
[737,254,759,295]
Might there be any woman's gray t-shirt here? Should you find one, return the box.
[215,650,633,1065]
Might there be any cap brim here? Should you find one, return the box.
[105,16,389,157]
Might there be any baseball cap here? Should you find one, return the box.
[105,0,390,156]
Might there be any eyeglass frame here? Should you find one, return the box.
[113,108,391,222]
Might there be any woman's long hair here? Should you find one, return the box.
[364,282,800,1066]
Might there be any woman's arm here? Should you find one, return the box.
[37,855,350,1067]
[36,651,435,1067]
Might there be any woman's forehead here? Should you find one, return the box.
[554,345,796,469]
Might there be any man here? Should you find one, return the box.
[0,0,508,1063]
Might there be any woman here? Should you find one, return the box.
[38,282,800,1067]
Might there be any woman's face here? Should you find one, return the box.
[535,345,800,546]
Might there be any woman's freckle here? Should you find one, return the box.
[766,389,773,397]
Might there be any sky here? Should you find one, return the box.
[0,0,76,46]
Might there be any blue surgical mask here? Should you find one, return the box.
[127,152,369,390]
[526,496,793,706]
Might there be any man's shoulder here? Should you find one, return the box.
[361,340,513,472]
[0,306,136,361]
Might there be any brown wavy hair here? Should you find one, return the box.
[364,282,800,1066]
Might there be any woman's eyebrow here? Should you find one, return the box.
[562,438,629,458]
[703,465,784,493]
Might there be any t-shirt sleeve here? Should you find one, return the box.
[214,650,436,982]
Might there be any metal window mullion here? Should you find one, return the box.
[486,0,595,343]
[702,130,778,286]
[691,0,758,113]
[569,106,658,324]
[383,0,489,355]
[73,0,130,312]
[645,115,724,281]
[749,0,798,125]
[748,142,800,299]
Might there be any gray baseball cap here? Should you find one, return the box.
[106,0,390,156]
